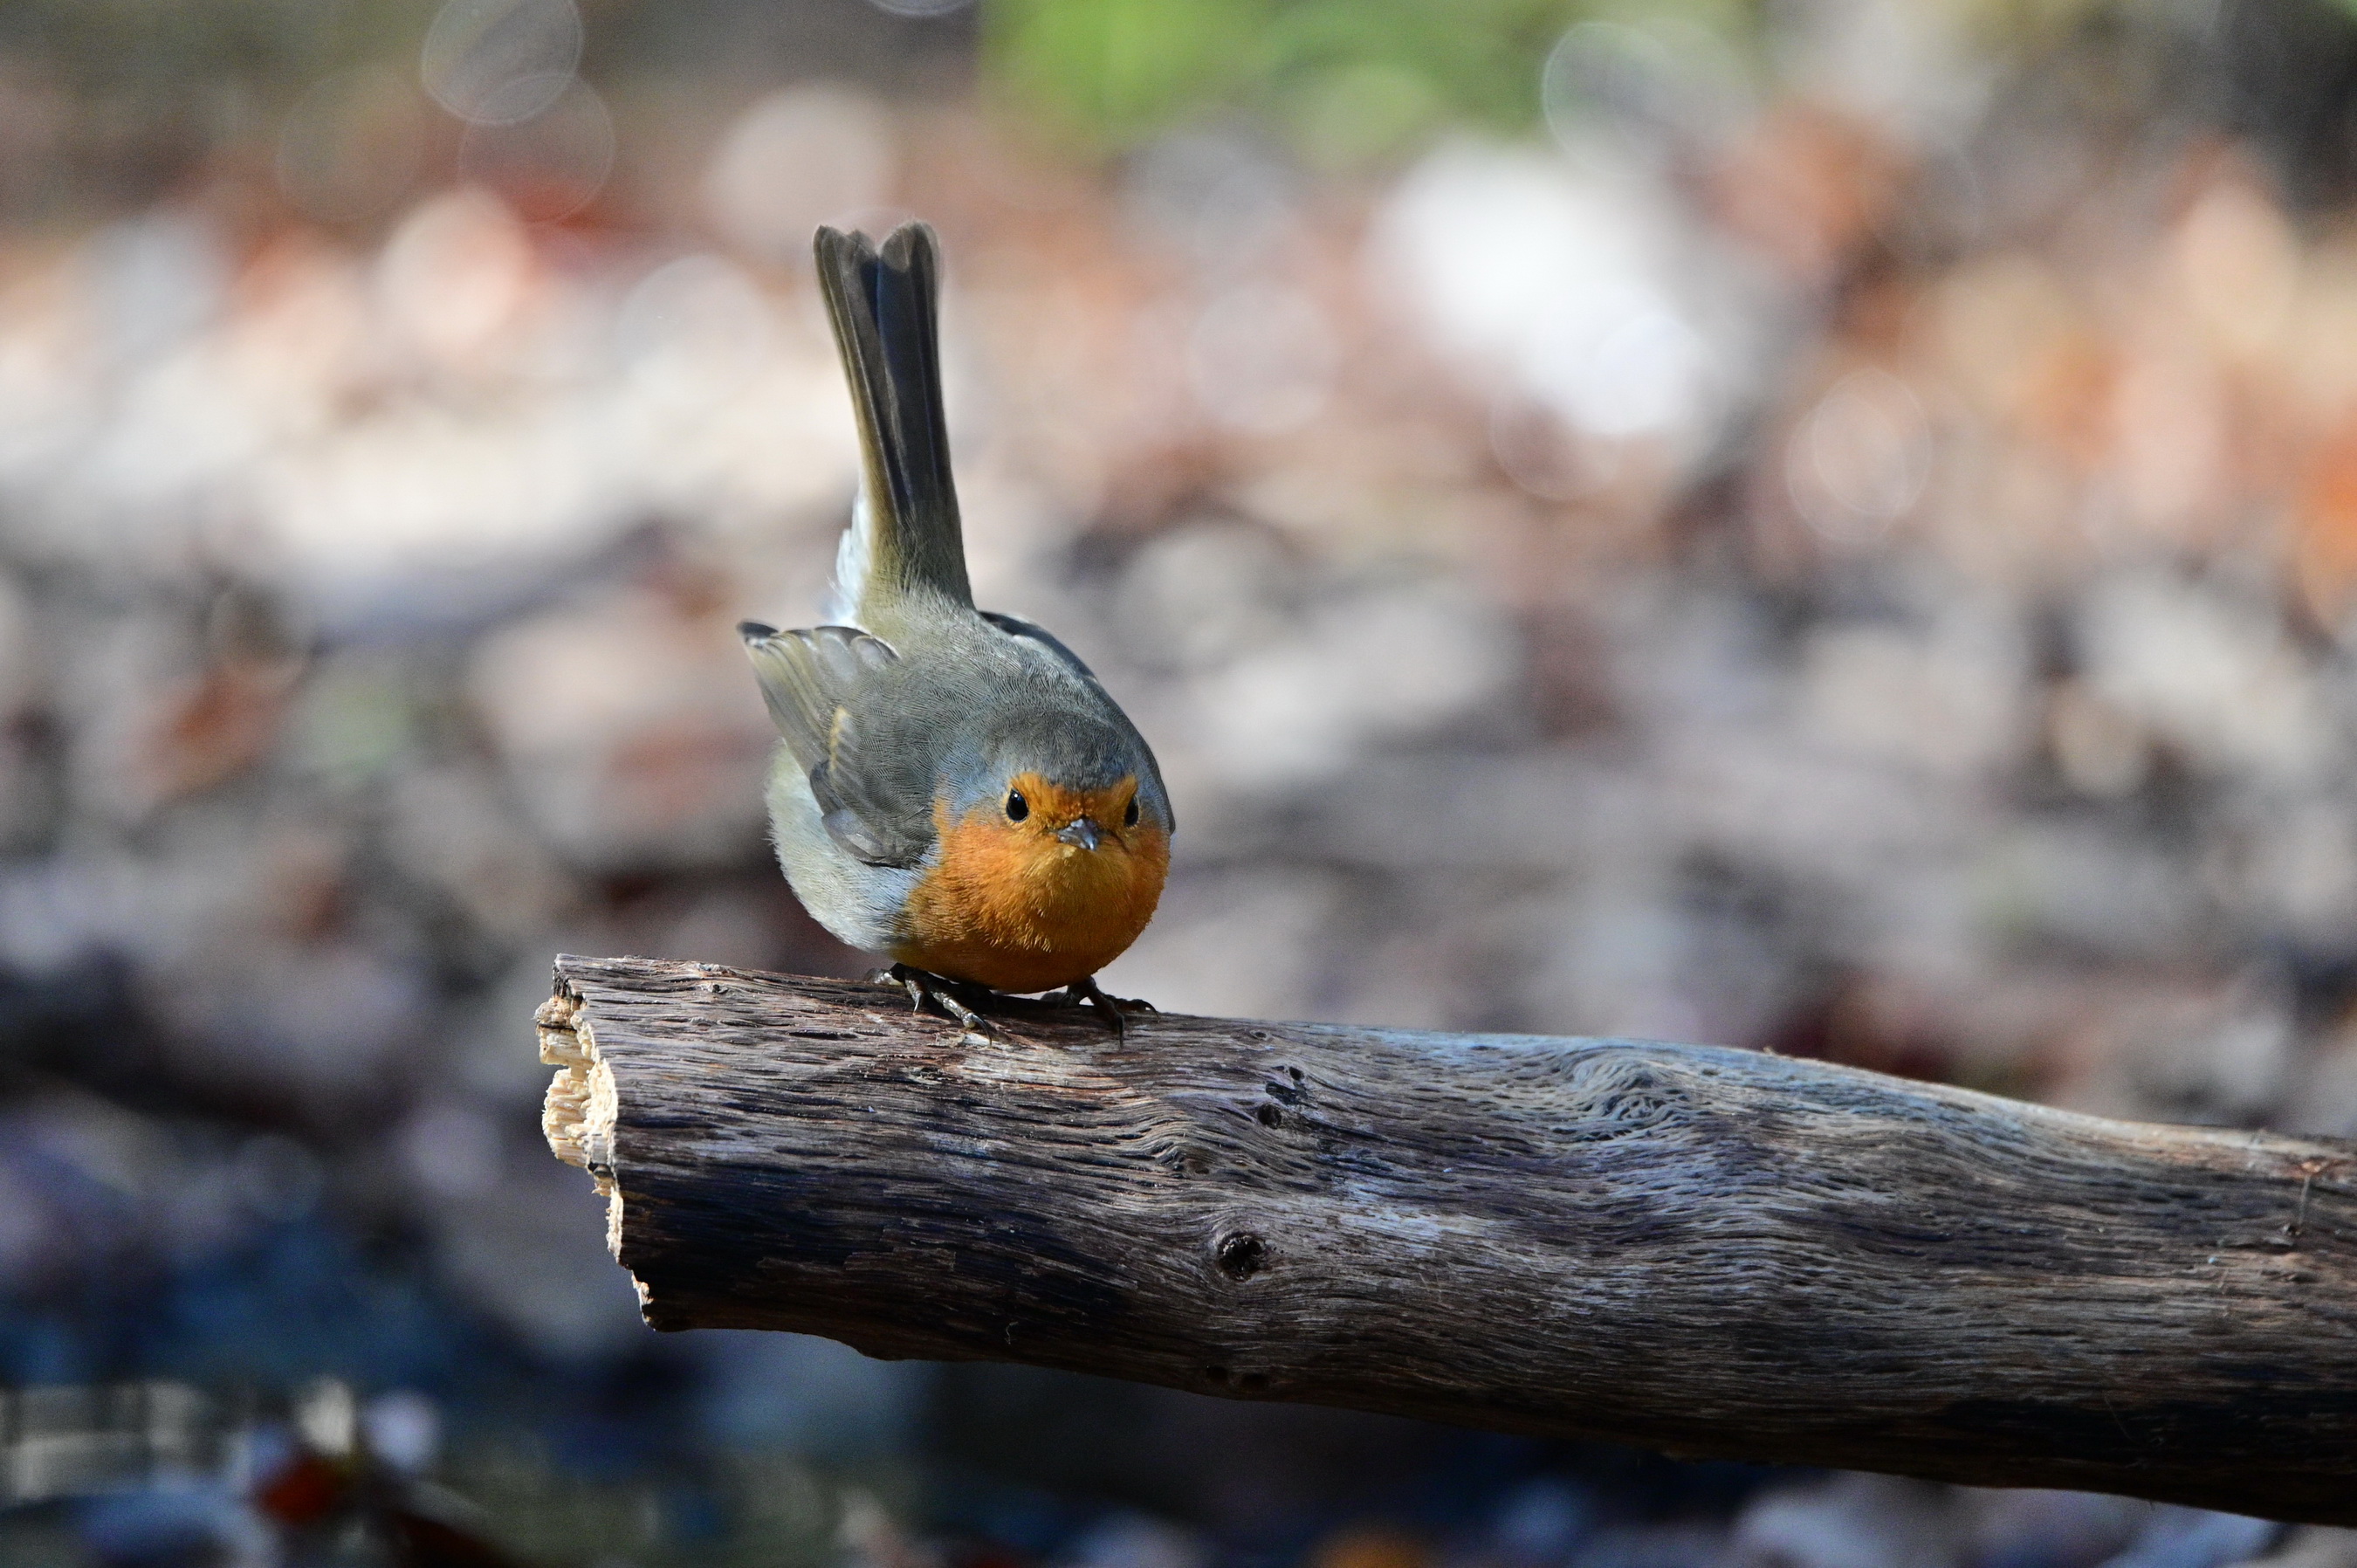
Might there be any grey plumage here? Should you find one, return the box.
[741,221,1172,971]
[741,614,1170,877]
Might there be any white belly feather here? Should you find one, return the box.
[764,744,922,955]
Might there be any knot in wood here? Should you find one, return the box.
[1213,1231,1267,1281]
[1564,1055,1683,1139]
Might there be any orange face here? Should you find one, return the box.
[896,771,1171,994]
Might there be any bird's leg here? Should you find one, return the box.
[1048,974,1157,1039]
[873,964,1000,1037]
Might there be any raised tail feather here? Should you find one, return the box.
[814,222,972,627]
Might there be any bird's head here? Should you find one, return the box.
[945,709,1172,867]
[910,710,1173,991]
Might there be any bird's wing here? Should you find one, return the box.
[980,609,1099,681]
[739,621,936,868]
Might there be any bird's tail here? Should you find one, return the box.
[814,221,972,628]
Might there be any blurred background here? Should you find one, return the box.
[2,0,2356,1562]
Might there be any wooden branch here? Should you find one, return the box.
[536,954,2357,1523]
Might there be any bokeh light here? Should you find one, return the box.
[419,0,584,124]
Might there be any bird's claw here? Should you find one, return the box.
[873,965,1001,1037]
[1048,975,1157,1040]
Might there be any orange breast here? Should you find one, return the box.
[895,776,1170,994]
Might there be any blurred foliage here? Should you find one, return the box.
[0,0,431,93]
[453,1442,904,1568]
[984,0,1757,163]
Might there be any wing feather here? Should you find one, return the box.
[738,622,934,867]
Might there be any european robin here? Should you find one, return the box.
[739,222,1172,1033]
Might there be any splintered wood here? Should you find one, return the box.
[539,954,2357,1524]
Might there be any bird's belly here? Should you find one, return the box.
[896,824,1168,994]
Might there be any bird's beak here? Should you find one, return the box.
[1055,817,1102,850]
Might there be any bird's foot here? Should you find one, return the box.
[1047,974,1157,1040]
[873,965,1000,1039]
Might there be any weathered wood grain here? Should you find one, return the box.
[537,954,2357,1523]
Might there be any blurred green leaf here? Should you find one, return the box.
[985,0,1756,161]
[990,0,1262,144]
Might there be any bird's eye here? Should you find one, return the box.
[1124,795,1140,828]
[1006,789,1029,822]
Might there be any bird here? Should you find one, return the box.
[738,221,1172,1036]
